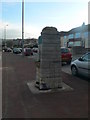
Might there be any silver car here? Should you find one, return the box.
[71,52,90,78]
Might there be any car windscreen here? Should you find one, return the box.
[14,48,20,51]
[26,49,31,52]
[61,48,69,53]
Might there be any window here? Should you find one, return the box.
[82,53,90,61]
[75,33,80,38]
[84,32,88,38]
[64,36,67,39]
[74,41,81,46]
[68,41,81,47]
[68,42,74,47]
[68,34,74,39]
[61,48,69,53]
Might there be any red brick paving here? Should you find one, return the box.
[2,52,88,118]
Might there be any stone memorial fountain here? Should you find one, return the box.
[35,27,62,90]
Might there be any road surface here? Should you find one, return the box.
[2,52,88,118]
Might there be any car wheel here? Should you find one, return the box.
[71,66,78,76]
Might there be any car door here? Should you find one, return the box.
[77,53,90,77]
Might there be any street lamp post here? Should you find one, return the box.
[81,22,85,47]
[22,0,24,55]
[4,24,8,48]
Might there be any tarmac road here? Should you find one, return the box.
[2,52,88,118]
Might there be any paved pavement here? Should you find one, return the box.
[2,52,88,118]
[61,64,71,75]
[0,52,2,120]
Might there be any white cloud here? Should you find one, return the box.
[0,21,41,39]
[0,21,21,39]
[25,23,42,38]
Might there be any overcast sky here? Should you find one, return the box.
[0,0,89,40]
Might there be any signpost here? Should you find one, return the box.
[4,24,8,48]
[22,0,24,55]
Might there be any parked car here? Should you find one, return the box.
[3,47,12,52]
[6,47,12,52]
[13,48,21,54]
[61,47,72,64]
[18,48,22,52]
[71,52,90,78]
[32,47,38,53]
[24,48,33,56]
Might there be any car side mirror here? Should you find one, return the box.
[78,57,83,61]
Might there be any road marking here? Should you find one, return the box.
[0,67,13,70]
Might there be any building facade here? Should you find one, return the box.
[13,38,38,47]
[60,23,90,49]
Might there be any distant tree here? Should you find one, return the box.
[33,44,38,48]
[6,40,13,48]
[2,41,5,47]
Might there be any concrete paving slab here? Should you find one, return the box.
[27,80,73,94]
[61,64,71,75]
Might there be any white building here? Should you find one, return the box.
[60,23,90,49]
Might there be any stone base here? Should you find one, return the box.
[27,80,73,94]
[35,81,50,90]
[35,81,62,90]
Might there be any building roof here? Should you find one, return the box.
[68,24,90,34]
[59,24,90,36]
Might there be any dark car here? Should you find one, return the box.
[24,48,33,56]
[32,47,39,53]
[61,47,72,64]
[3,47,12,52]
[6,48,12,52]
[13,48,21,54]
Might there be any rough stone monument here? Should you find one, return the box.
[35,27,62,90]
